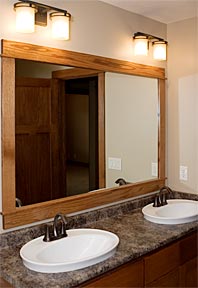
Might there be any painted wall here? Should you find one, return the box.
[0,0,167,231]
[105,73,158,187]
[167,17,198,194]
[66,93,89,164]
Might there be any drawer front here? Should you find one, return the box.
[180,257,198,287]
[144,242,180,284]
[82,259,144,288]
[145,268,180,288]
[180,232,198,264]
[0,277,13,288]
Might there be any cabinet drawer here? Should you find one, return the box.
[145,268,180,288]
[180,257,198,287]
[180,232,198,264]
[0,277,13,288]
[144,242,180,284]
[81,259,144,287]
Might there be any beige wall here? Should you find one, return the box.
[167,17,198,194]
[66,94,89,163]
[105,73,158,187]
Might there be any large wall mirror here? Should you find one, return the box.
[1,40,166,229]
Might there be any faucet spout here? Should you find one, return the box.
[153,186,173,207]
[43,213,68,242]
[53,213,68,238]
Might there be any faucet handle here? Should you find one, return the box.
[161,193,168,206]
[43,224,52,242]
[53,213,68,239]
[153,194,161,207]
[61,221,68,237]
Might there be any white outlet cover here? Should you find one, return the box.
[108,157,122,170]
[180,166,188,181]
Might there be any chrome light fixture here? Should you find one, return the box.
[14,0,71,40]
[133,32,168,61]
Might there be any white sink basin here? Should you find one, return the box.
[20,228,119,273]
[142,199,198,225]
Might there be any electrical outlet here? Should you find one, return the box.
[180,166,188,181]
[151,162,158,177]
[108,157,122,170]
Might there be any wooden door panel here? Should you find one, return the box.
[15,87,50,126]
[16,133,51,205]
[15,77,66,205]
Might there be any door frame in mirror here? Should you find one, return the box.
[1,40,166,229]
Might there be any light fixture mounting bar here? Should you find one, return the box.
[133,32,166,42]
[18,0,71,26]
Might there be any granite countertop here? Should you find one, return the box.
[0,191,197,288]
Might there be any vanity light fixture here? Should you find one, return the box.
[133,35,149,56]
[133,32,168,61]
[14,0,71,40]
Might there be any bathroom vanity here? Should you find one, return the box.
[0,191,197,288]
[81,232,197,287]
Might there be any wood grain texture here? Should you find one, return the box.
[1,39,166,229]
[179,232,197,264]
[145,268,180,287]
[158,79,166,179]
[144,242,180,284]
[1,40,165,79]
[98,73,105,188]
[2,179,165,228]
[0,277,13,288]
[81,260,144,287]
[179,257,198,288]
[52,68,101,79]
[82,232,197,288]
[1,57,16,213]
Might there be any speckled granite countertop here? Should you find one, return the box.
[0,191,198,288]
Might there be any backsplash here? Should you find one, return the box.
[1,190,197,249]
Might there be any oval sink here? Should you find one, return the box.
[20,228,119,273]
[142,199,198,225]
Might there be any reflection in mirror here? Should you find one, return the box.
[16,60,100,206]
[105,73,158,188]
[15,60,159,206]
[1,40,165,228]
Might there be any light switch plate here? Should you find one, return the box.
[151,162,158,177]
[108,157,122,170]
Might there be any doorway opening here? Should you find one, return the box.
[65,77,99,196]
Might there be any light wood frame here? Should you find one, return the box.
[1,39,166,229]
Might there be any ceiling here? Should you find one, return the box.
[100,0,197,24]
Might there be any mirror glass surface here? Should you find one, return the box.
[105,72,158,187]
[15,60,158,206]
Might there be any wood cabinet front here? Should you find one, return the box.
[81,259,144,287]
[82,232,198,288]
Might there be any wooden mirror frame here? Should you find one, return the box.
[1,40,166,229]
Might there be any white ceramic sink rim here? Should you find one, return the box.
[142,199,198,225]
[20,228,119,273]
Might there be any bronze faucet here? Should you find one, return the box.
[43,213,68,242]
[153,186,173,207]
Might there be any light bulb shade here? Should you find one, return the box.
[152,41,167,60]
[14,2,37,33]
[133,36,148,56]
[50,12,70,40]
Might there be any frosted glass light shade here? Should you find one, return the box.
[50,12,70,40]
[153,41,167,60]
[133,36,148,56]
[14,3,37,33]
